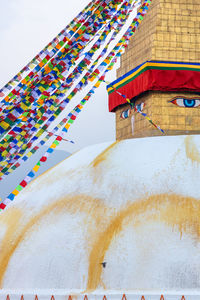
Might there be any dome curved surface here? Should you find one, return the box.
[0,135,200,293]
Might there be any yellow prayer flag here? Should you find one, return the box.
[17,141,23,147]
[38,86,45,92]
[20,130,26,136]
[12,189,19,196]
[50,143,57,149]
[104,59,110,64]
[2,150,8,156]
[88,77,95,82]
[33,165,40,172]
[44,65,52,73]
[21,103,28,110]
[35,123,41,129]
[1,121,9,130]
[37,98,44,106]
[94,81,101,88]
[65,123,71,130]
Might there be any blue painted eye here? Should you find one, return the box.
[121,109,131,119]
[135,103,145,112]
[183,99,196,107]
[170,97,200,108]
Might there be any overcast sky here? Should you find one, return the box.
[0,0,117,153]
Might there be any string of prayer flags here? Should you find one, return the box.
[0,76,108,179]
[87,0,151,83]
[0,29,129,207]
[0,73,109,209]
[0,0,136,166]
[136,109,165,134]
[0,84,98,208]
[0,0,153,211]
[0,0,128,129]
[0,0,150,169]
[0,0,104,101]
[0,0,133,144]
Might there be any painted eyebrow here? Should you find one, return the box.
[168,97,200,102]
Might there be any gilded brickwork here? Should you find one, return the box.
[117,0,159,77]
[115,0,200,140]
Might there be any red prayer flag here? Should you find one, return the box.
[0,203,6,209]
[20,180,27,188]
[40,156,47,162]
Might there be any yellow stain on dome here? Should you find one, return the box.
[92,141,119,168]
[0,193,200,290]
[0,208,22,287]
[0,194,109,288]
[185,136,200,164]
[86,193,200,292]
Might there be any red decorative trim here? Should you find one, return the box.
[108,69,200,112]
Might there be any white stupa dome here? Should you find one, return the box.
[0,135,200,297]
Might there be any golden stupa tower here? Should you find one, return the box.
[108,0,200,139]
